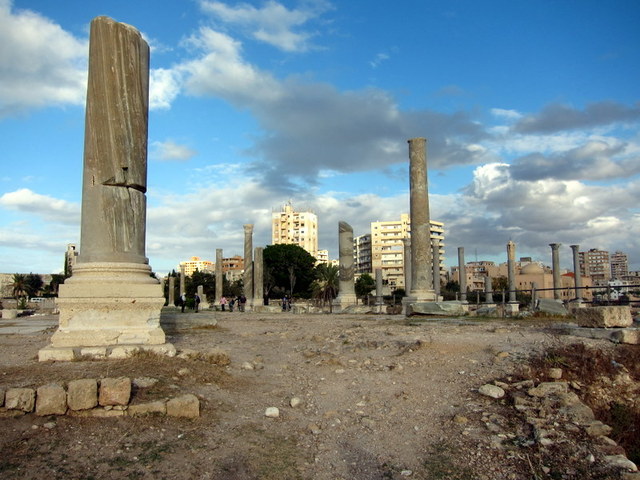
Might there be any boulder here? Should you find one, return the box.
[36,384,67,416]
[5,388,35,412]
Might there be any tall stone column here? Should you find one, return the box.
[334,221,357,309]
[458,247,467,303]
[39,17,173,361]
[403,137,436,314]
[243,224,254,308]
[168,276,175,306]
[254,247,264,308]
[402,238,412,293]
[431,238,440,296]
[179,265,186,296]
[215,248,223,305]
[570,244,583,304]
[549,243,562,300]
[506,241,519,314]
[375,268,384,312]
[484,276,494,305]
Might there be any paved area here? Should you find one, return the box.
[0,314,58,335]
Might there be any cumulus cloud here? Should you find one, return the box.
[0,0,87,117]
[150,140,197,162]
[514,101,640,134]
[149,68,183,110]
[0,188,79,224]
[199,0,332,52]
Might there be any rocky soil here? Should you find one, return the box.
[0,310,638,479]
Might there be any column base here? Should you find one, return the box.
[39,262,174,361]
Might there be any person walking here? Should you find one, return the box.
[194,293,201,313]
[180,293,186,313]
[220,296,227,311]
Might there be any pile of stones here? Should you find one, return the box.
[0,377,199,418]
[476,371,639,478]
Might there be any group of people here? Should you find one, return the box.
[218,295,247,312]
[178,293,201,313]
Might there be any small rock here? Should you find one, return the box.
[478,384,505,399]
[265,407,280,418]
[400,470,413,476]
[133,377,159,388]
[495,351,510,359]
[604,455,638,472]
[241,362,254,371]
[548,368,563,379]
[290,397,303,408]
[177,368,191,376]
[453,414,469,424]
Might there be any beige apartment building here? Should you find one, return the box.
[366,214,445,291]
[179,256,214,276]
[272,202,318,258]
[579,249,611,286]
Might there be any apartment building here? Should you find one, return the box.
[610,251,629,280]
[272,202,318,258]
[368,214,445,291]
[179,256,214,276]
[579,249,611,286]
[354,233,372,274]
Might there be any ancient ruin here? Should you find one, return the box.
[39,16,174,361]
[333,221,357,309]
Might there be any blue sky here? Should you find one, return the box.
[1,0,639,276]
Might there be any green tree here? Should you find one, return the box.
[312,263,339,312]
[263,244,317,299]
[25,273,44,298]
[190,270,216,300]
[355,273,376,301]
[11,273,27,299]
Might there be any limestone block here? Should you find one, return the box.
[574,306,633,328]
[5,388,36,412]
[127,401,166,416]
[70,408,125,418]
[99,377,131,406]
[80,347,107,358]
[2,309,18,319]
[67,379,98,410]
[536,298,568,316]
[407,301,465,316]
[36,384,67,416]
[166,394,199,418]
[527,382,569,398]
[38,347,76,362]
[612,329,640,345]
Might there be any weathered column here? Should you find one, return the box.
[168,276,175,306]
[243,224,254,308]
[403,137,437,314]
[334,221,357,309]
[458,247,467,303]
[375,268,384,311]
[570,244,583,304]
[179,265,186,297]
[484,276,494,304]
[215,248,223,306]
[403,238,412,293]
[197,285,209,309]
[549,243,562,300]
[506,240,519,315]
[39,16,174,361]
[431,238,440,297]
[254,247,264,308]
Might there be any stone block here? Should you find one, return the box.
[528,382,568,398]
[612,329,640,345]
[5,388,35,412]
[38,347,76,362]
[127,401,166,416]
[80,347,107,358]
[574,306,633,328]
[67,379,98,410]
[166,394,199,418]
[536,298,568,316]
[36,384,67,416]
[99,377,131,406]
[406,301,465,316]
[2,309,18,319]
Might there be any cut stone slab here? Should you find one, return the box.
[127,400,166,416]
[406,301,466,316]
[5,388,35,412]
[574,305,633,328]
[536,298,568,316]
[166,394,199,418]
[67,379,98,410]
[2,309,18,319]
[553,324,640,345]
[36,384,67,416]
[99,377,131,406]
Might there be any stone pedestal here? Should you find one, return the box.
[39,263,174,361]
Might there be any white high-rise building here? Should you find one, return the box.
[271,202,319,258]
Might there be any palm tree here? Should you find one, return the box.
[312,264,339,312]
[11,273,27,300]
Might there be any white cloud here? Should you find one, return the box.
[369,52,390,68]
[0,0,87,117]
[0,188,79,224]
[149,68,183,110]
[150,140,197,162]
[199,0,332,52]
[491,108,522,120]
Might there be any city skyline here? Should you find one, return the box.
[1,0,639,275]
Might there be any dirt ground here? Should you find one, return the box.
[0,310,632,479]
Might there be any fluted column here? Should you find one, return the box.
[215,248,223,305]
[549,243,562,300]
[334,221,357,308]
[179,264,186,296]
[254,247,264,307]
[168,276,175,306]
